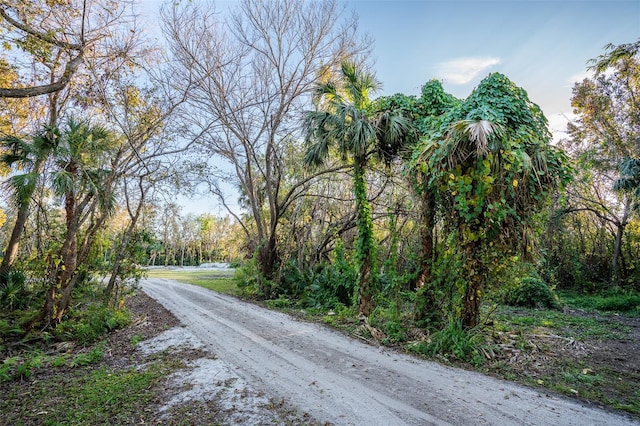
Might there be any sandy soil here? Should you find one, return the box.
[140,278,640,426]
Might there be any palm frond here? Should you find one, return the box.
[374,110,414,163]
[340,60,380,108]
[0,153,32,169]
[0,136,33,168]
[6,173,38,207]
[32,129,59,158]
[614,157,640,192]
[52,170,75,197]
[303,110,335,167]
[312,82,339,107]
[447,119,503,160]
[303,139,331,167]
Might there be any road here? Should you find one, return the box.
[141,278,638,426]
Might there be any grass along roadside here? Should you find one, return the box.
[146,267,238,295]
[1,290,315,425]
[0,291,186,425]
[1,352,186,425]
[484,304,639,415]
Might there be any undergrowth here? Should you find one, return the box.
[559,288,640,315]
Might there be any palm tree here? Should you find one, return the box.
[40,119,116,325]
[303,60,412,316]
[432,119,505,329]
[0,128,58,283]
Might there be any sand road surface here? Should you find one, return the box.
[141,278,638,426]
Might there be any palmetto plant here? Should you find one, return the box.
[0,128,58,283]
[304,60,412,316]
[615,157,640,210]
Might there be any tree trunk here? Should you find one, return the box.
[0,203,30,283]
[257,233,278,296]
[0,156,47,283]
[414,186,435,290]
[40,188,80,326]
[105,195,144,305]
[353,161,375,316]
[612,198,631,285]
[461,241,482,329]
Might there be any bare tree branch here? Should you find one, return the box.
[0,52,84,98]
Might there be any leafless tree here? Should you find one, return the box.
[162,0,370,287]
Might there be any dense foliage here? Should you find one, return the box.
[414,73,572,328]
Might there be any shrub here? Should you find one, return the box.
[233,258,265,297]
[504,276,560,310]
[277,241,356,310]
[589,289,640,312]
[0,270,31,310]
[302,261,356,309]
[57,304,131,345]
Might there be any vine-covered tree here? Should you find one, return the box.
[376,80,460,291]
[304,60,413,316]
[415,73,572,328]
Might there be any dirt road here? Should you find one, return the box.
[141,278,638,426]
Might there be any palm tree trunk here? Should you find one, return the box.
[43,191,80,325]
[353,160,375,316]
[461,240,482,329]
[0,157,46,283]
[0,203,29,282]
[415,185,435,289]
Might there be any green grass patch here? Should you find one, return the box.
[1,356,184,425]
[558,289,640,315]
[527,365,639,415]
[146,268,239,295]
[1,344,106,383]
[493,306,630,340]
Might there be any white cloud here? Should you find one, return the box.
[567,69,594,86]
[566,68,615,87]
[547,112,577,144]
[435,57,501,85]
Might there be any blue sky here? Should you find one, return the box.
[348,0,639,140]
